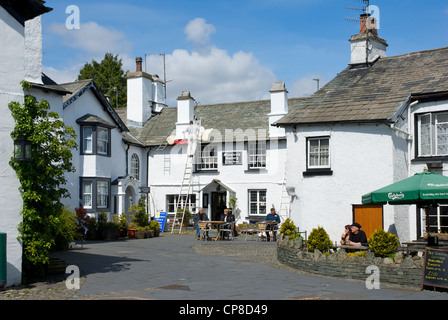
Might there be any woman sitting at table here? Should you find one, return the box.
[340,225,351,245]
[219,209,234,240]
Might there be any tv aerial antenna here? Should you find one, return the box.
[345,0,369,24]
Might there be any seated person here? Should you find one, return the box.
[346,223,368,246]
[219,209,235,240]
[193,208,209,240]
[265,208,280,241]
[340,225,352,245]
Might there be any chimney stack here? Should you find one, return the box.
[349,13,387,65]
[136,57,143,72]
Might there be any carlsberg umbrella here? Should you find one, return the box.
[362,171,448,205]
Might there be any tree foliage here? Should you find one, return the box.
[78,53,127,108]
[9,81,78,279]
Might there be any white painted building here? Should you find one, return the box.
[120,60,291,223]
[275,15,448,244]
[0,0,61,287]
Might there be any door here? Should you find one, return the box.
[211,192,227,221]
[352,205,383,240]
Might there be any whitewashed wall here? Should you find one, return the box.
[0,6,25,286]
[285,123,410,243]
[147,138,287,221]
[62,89,128,212]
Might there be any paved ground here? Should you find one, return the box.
[1,233,448,301]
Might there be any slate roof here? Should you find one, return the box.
[115,98,308,147]
[275,47,448,126]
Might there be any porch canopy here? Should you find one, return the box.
[362,171,448,206]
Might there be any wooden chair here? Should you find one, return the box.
[198,221,210,241]
[243,222,258,241]
[257,222,268,242]
[219,222,235,241]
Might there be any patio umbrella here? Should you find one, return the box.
[362,171,448,235]
[362,171,448,206]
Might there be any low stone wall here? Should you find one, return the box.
[276,235,424,288]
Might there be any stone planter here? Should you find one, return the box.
[101,228,119,241]
[145,230,154,238]
[135,231,145,239]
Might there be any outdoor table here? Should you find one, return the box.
[335,245,369,251]
[206,221,226,241]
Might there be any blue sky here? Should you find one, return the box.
[41,0,448,106]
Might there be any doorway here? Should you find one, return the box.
[352,205,383,240]
[211,192,227,221]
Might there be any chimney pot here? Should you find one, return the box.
[136,57,143,72]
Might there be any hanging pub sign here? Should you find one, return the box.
[222,151,242,165]
[421,248,448,291]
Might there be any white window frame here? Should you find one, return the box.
[248,189,267,216]
[82,180,93,209]
[167,194,197,214]
[307,137,330,169]
[131,153,140,180]
[82,126,93,154]
[198,144,218,171]
[418,112,448,157]
[97,127,109,155]
[97,180,109,209]
[248,141,266,169]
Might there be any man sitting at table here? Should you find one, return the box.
[194,208,209,240]
[219,209,235,240]
[346,223,368,246]
[266,207,280,241]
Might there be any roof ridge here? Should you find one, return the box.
[383,46,448,60]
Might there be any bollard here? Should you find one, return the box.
[0,233,6,290]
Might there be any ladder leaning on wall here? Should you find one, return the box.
[278,164,291,223]
[171,119,201,234]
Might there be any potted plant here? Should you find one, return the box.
[135,226,146,239]
[149,219,160,237]
[112,214,128,238]
[144,226,154,238]
[127,222,138,239]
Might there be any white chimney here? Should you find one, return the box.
[269,81,288,138]
[349,14,388,65]
[176,91,195,139]
[24,16,43,84]
[126,57,166,127]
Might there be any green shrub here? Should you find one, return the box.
[280,218,297,240]
[368,229,399,257]
[307,226,332,252]
[53,207,79,251]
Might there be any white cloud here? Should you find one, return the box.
[47,21,132,56]
[45,18,277,106]
[145,18,276,105]
[184,18,216,48]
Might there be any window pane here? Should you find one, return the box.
[83,127,92,153]
[97,127,109,155]
[308,138,330,168]
[131,154,139,180]
[82,181,92,208]
[437,114,448,155]
[97,181,109,208]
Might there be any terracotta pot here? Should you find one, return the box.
[127,228,136,239]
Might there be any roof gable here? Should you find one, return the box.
[61,80,128,132]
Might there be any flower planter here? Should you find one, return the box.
[127,228,136,239]
[101,228,119,241]
[144,230,154,238]
[424,233,448,241]
[135,231,145,239]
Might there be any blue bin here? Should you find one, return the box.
[0,233,6,289]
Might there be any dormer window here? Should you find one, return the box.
[77,114,114,157]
